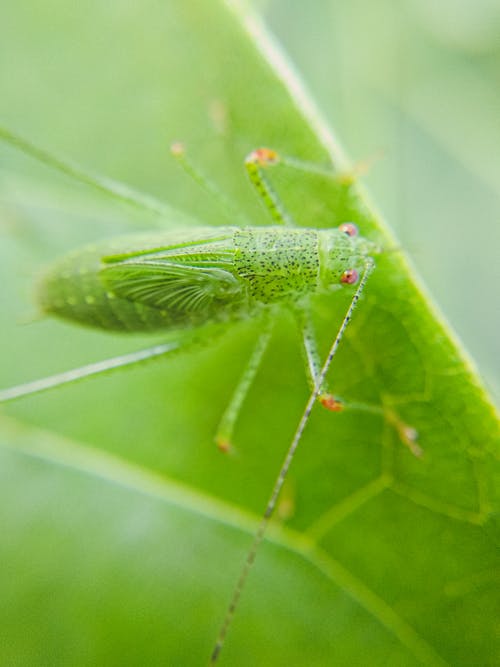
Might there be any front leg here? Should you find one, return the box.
[294,305,421,456]
[294,304,343,411]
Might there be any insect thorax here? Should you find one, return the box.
[234,227,365,304]
[234,228,319,303]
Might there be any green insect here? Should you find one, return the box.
[0,129,417,663]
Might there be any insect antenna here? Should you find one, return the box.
[210,258,375,664]
[0,125,174,220]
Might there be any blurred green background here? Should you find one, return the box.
[258,0,500,395]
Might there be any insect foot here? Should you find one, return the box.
[329,398,421,458]
[245,147,280,166]
[318,393,344,412]
[386,408,422,458]
[215,435,233,455]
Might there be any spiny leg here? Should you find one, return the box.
[294,304,342,411]
[171,143,332,228]
[245,148,295,226]
[294,305,419,453]
[215,314,274,453]
[210,260,375,664]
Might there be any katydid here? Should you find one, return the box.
[0,129,418,663]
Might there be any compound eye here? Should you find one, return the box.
[340,269,359,285]
[338,222,358,237]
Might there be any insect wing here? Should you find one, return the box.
[101,260,244,315]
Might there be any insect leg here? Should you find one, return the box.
[293,304,342,411]
[210,260,375,664]
[294,307,420,455]
[0,332,215,404]
[339,400,421,457]
[170,142,249,226]
[244,148,295,226]
[267,150,377,188]
[0,125,173,219]
[215,314,274,452]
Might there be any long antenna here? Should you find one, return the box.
[210,259,375,664]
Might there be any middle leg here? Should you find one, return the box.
[215,313,275,452]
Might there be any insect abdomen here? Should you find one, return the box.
[37,228,249,332]
[38,244,182,332]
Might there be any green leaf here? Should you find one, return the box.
[0,2,498,666]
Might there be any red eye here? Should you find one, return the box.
[338,222,358,237]
[340,269,359,285]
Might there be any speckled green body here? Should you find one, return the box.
[39,226,376,332]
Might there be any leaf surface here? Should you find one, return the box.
[0,1,498,666]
